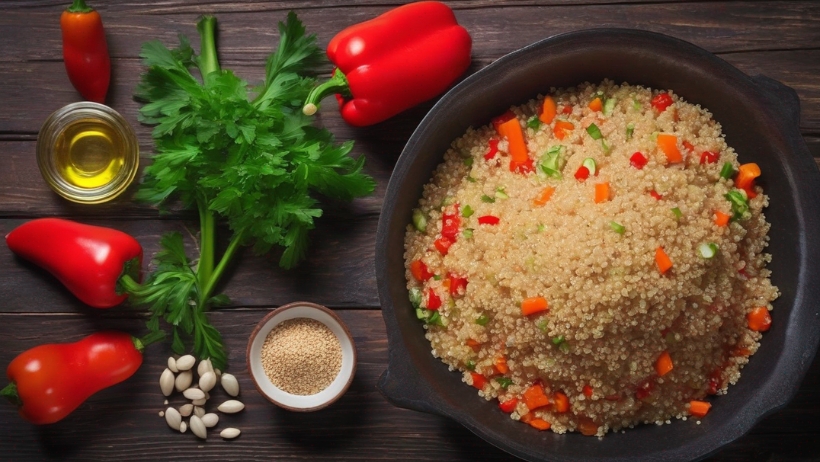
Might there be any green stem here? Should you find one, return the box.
[2,382,22,407]
[196,16,221,78]
[197,199,216,293]
[67,0,93,14]
[200,229,246,305]
[133,331,166,353]
[302,70,351,116]
[118,273,143,296]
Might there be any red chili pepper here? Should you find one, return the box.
[448,273,468,296]
[5,218,142,308]
[478,215,500,225]
[484,138,500,160]
[302,2,472,126]
[651,93,673,112]
[441,206,461,241]
[630,152,648,169]
[426,288,442,310]
[575,165,590,181]
[61,0,110,103]
[700,151,719,164]
[2,331,147,424]
[434,237,453,255]
[499,397,518,413]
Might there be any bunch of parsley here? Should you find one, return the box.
[121,14,374,370]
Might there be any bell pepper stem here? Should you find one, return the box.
[2,382,22,407]
[66,0,93,13]
[303,69,351,116]
[133,331,166,353]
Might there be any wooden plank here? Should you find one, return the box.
[0,216,381,312]
[0,310,817,461]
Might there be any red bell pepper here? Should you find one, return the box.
[302,1,472,126]
[5,218,142,308]
[61,0,110,103]
[2,331,152,424]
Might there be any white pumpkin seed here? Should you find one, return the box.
[194,406,205,418]
[201,413,219,428]
[199,371,216,393]
[191,398,207,406]
[159,411,164,417]
[197,358,213,377]
[175,370,192,392]
[164,399,168,405]
[160,368,175,396]
[217,400,245,414]
[220,428,241,439]
[165,407,181,431]
[176,355,196,371]
[179,404,193,417]
[179,421,187,433]
[189,415,207,439]
[183,387,205,400]
[220,373,240,397]
[167,356,179,373]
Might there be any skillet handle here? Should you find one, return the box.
[377,354,444,416]
[751,75,802,126]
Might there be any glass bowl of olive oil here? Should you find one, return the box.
[37,102,139,204]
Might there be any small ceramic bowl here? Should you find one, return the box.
[247,301,356,412]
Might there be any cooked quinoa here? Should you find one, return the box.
[403,80,778,436]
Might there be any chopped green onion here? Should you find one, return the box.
[698,242,719,259]
[462,228,474,239]
[412,209,427,232]
[463,157,474,167]
[476,314,490,326]
[552,335,565,346]
[415,308,426,320]
[495,186,509,199]
[582,157,597,175]
[538,145,565,179]
[537,224,546,233]
[466,176,477,183]
[536,318,549,332]
[433,274,442,281]
[481,194,495,203]
[650,132,658,142]
[462,204,475,218]
[632,97,642,110]
[725,190,750,220]
[719,162,735,180]
[558,342,570,353]
[586,123,603,140]
[671,207,682,219]
[495,377,513,389]
[527,116,542,130]
[409,287,423,309]
[442,196,456,206]
[609,221,625,234]
[603,98,617,116]
[600,138,611,154]
[427,311,445,327]
[626,123,635,140]
[466,360,476,371]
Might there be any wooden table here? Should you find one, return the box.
[1,1,818,460]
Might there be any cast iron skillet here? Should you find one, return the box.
[375,29,820,461]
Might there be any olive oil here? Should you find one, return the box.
[53,118,125,189]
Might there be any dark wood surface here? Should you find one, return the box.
[1,1,818,460]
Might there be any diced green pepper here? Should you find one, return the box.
[495,377,513,389]
[462,228,474,239]
[603,98,617,116]
[527,116,542,130]
[720,162,735,180]
[538,145,565,179]
[476,314,490,326]
[481,194,495,203]
[586,123,603,140]
[462,205,475,218]
[609,221,625,234]
[626,123,635,140]
[412,209,427,232]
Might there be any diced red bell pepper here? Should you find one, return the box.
[448,274,468,296]
[582,385,593,398]
[575,166,590,181]
[682,141,695,153]
[441,206,461,241]
[651,93,674,112]
[560,105,572,115]
[410,259,433,281]
[484,138,500,160]
[700,151,719,164]
[425,288,442,310]
[478,215,500,225]
[434,237,453,255]
[470,372,486,390]
[707,368,722,395]
[635,378,654,400]
[630,152,648,169]
[499,397,518,413]
[649,190,662,200]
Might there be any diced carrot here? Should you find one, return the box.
[594,182,610,203]
[493,110,530,171]
[466,338,481,352]
[655,247,673,274]
[539,96,557,124]
[527,418,551,431]
[523,383,550,410]
[649,190,663,200]
[553,391,570,413]
[732,347,751,357]
[533,186,555,207]
[689,400,711,418]
[521,296,549,316]
[682,140,695,153]
[582,385,593,398]
[578,417,599,436]
[410,260,432,282]
[470,372,486,390]
[499,397,518,413]
[655,350,674,377]
[735,163,761,199]
[495,355,509,374]
[588,97,603,112]
[747,306,772,332]
[714,210,731,227]
[657,133,683,163]
[553,120,575,140]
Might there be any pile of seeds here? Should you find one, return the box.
[159,355,243,440]
[261,318,342,395]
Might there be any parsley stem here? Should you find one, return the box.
[197,200,215,293]
[196,16,221,78]
[201,228,246,305]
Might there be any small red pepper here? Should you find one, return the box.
[651,93,674,112]
[5,218,142,308]
[478,215,500,225]
[302,2,472,126]
[61,0,111,103]
[630,152,648,169]
[2,331,149,424]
